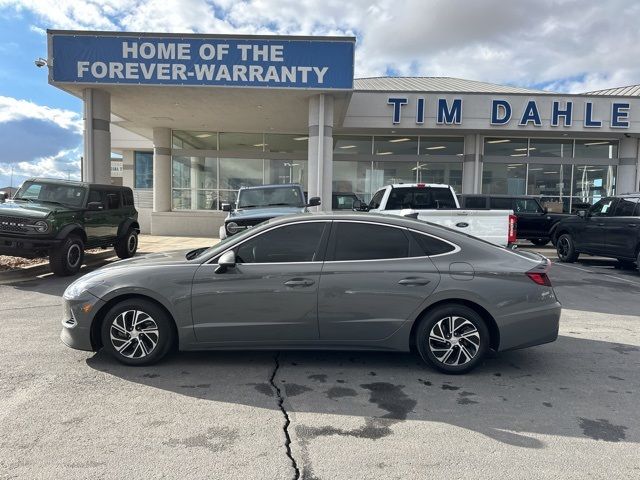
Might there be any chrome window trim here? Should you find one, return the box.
[207,219,331,265]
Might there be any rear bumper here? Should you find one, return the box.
[0,235,61,258]
[496,301,561,352]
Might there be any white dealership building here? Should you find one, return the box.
[46,30,640,235]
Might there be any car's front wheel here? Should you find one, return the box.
[50,234,84,276]
[530,238,550,247]
[415,304,489,374]
[100,299,174,366]
[556,233,579,263]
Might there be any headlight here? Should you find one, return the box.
[226,222,240,234]
[32,220,49,233]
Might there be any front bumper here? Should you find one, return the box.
[0,234,61,258]
[60,294,105,352]
[496,301,561,352]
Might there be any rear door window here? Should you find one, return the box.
[590,198,616,217]
[489,197,513,210]
[514,199,543,213]
[410,231,456,256]
[463,196,487,208]
[612,198,638,217]
[331,222,409,261]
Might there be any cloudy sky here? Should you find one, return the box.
[0,0,639,188]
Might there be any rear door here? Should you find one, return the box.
[84,188,108,242]
[318,220,440,341]
[103,189,123,241]
[605,197,640,259]
[512,198,549,239]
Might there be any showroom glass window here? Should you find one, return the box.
[332,223,409,261]
[235,222,327,263]
[574,140,618,159]
[374,136,418,155]
[416,162,463,193]
[572,165,616,205]
[134,152,153,188]
[529,139,573,158]
[484,138,528,156]
[482,163,526,195]
[333,135,372,155]
[333,160,372,202]
[420,137,464,156]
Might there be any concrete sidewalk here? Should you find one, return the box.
[0,234,220,284]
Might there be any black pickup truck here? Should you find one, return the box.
[458,194,570,246]
[551,194,640,272]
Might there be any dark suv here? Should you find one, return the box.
[551,194,640,272]
[0,178,139,276]
[458,194,570,246]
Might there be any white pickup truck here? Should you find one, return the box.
[362,183,517,247]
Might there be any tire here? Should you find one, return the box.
[415,304,490,374]
[556,233,579,263]
[49,235,84,276]
[114,227,138,259]
[100,298,174,366]
[616,258,635,269]
[530,238,550,247]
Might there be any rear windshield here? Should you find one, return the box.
[386,187,457,210]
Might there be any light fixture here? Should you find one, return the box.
[583,141,610,146]
[253,143,267,147]
[487,139,511,144]
[543,171,557,174]
[377,151,393,155]
[508,164,523,167]
[339,145,357,149]
[388,137,411,143]
[529,168,543,171]
[195,133,212,138]
[510,153,527,157]
[425,145,446,150]
[256,105,263,109]
[293,136,308,141]
[513,148,528,151]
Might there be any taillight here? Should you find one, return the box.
[508,214,517,244]
[526,259,552,286]
[526,272,552,286]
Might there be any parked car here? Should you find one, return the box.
[551,194,640,272]
[0,178,139,276]
[219,183,319,239]
[355,184,517,247]
[458,194,571,246]
[332,192,362,210]
[61,212,561,374]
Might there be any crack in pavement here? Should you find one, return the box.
[269,352,301,480]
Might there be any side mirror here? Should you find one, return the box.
[87,201,104,211]
[577,209,587,218]
[542,207,548,214]
[221,203,231,212]
[307,196,321,207]
[215,250,236,274]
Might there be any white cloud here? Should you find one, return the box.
[0,95,83,133]
[1,0,639,91]
[0,146,81,188]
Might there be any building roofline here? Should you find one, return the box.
[46,29,356,43]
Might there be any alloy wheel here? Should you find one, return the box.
[127,233,137,253]
[428,316,481,366]
[66,244,82,268]
[109,310,159,359]
[558,237,570,258]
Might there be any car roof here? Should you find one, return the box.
[459,194,542,199]
[24,177,129,190]
[239,183,302,191]
[389,183,451,189]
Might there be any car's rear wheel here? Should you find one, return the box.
[415,304,489,374]
[115,228,138,259]
[530,238,549,247]
[50,234,84,276]
[100,299,174,366]
[556,233,579,263]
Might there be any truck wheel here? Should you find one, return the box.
[556,233,579,263]
[530,238,549,247]
[50,235,85,276]
[115,228,138,259]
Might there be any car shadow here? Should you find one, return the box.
[86,334,638,449]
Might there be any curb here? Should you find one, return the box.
[0,250,117,285]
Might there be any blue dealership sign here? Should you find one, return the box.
[50,32,355,90]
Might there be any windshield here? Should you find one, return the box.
[14,181,87,208]
[237,186,304,209]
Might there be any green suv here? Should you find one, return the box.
[0,178,140,276]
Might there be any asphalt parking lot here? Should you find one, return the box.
[1,250,639,479]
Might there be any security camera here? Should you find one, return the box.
[34,58,48,68]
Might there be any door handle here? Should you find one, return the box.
[597,223,605,226]
[284,278,315,287]
[628,224,638,228]
[398,277,431,286]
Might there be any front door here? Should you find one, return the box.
[191,221,330,343]
[583,197,616,253]
[513,198,550,239]
[84,188,109,243]
[318,221,440,341]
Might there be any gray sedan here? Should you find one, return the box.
[61,213,561,374]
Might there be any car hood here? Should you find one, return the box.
[105,249,199,270]
[0,200,76,218]
[228,206,305,221]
